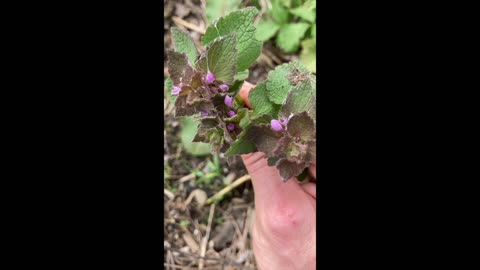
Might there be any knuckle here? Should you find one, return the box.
[263,203,304,236]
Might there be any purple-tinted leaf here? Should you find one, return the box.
[175,95,214,117]
[307,140,316,162]
[267,157,279,166]
[286,112,315,141]
[244,124,283,157]
[276,158,308,181]
[167,50,194,86]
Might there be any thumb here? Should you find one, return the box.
[241,152,307,211]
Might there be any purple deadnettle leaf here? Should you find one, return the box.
[286,112,315,141]
[219,84,229,92]
[167,50,194,86]
[277,158,308,181]
[224,95,233,108]
[307,140,316,162]
[270,119,283,131]
[244,124,283,157]
[174,95,214,117]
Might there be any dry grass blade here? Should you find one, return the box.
[172,16,205,35]
[198,204,215,269]
[206,175,251,204]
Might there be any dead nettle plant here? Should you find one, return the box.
[165,7,316,181]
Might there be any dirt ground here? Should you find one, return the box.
[163,1,295,269]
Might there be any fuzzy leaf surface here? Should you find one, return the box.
[249,82,279,117]
[244,124,283,157]
[202,7,262,72]
[205,0,243,23]
[167,50,194,86]
[265,63,292,104]
[277,159,307,181]
[171,27,198,65]
[286,112,315,141]
[197,34,237,85]
[280,80,316,121]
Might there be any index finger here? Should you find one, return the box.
[238,81,255,109]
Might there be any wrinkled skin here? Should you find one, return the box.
[239,82,316,270]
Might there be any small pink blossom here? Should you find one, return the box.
[219,84,229,92]
[270,119,283,131]
[205,72,215,84]
[227,124,235,131]
[279,117,288,126]
[228,110,236,117]
[224,95,233,108]
[172,86,181,96]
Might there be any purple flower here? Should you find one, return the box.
[172,86,181,96]
[211,87,218,94]
[201,111,208,117]
[270,119,283,132]
[219,84,229,92]
[279,117,288,126]
[205,72,215,84]
[227,124,235,131]
[228,110,236,117]
[224,95,233,108]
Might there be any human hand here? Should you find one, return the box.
[239,82,316,270]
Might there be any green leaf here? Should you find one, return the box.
[270,0,290,25]
[197,34,237,85]
[289,6,316,23]
[279,0,292,8]
[300,38,316,73]
[249,82,279,117]
[280,81,316,121]
[311,24,316,38]
[165,77,176,103]
[303,0,316,10]
[205,0,243,24]
[265,63,292,105]
[275,22,310,53]
[225,139,256,156]
[234,69,249,81]
[202,7,262,72]
[171,27,198,65]
[181,117,211,156]
[225,107,251,129]
[255,19,280,42]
